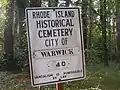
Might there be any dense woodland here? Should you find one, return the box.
[0,0,120,90]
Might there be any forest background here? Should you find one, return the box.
[0,0,120,90]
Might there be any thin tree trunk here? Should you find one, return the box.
[107,1,112,61]
[55,0,58,7]
[30,0,41,7]
[87,0,92,64]
[100,0,108,67]
[82,0,88,50]
[66,0,70,7]
[48,0,51,7]
[88,0,92,48]
[4,0,14,69]
[116,0,120,65]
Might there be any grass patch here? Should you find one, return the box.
[1,62,120,90]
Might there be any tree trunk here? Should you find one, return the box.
[116,0,120,66]
[30,0,41,7]
[82,0,88,49]
[65,0,70,7]
[4,0,14,69]
[100,0,108,67]
[55,0,58,6]
[88,0,92,49]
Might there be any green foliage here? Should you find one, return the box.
[0,0,8,7]
[0,0,27,70]
[85,48,102,65]
[13,24,27,70]
[0,0,8,69]
[0,0,8,52]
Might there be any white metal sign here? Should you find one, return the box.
[26,7,85,87]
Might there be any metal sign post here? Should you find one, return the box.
[38,86,43,90]
[56,83,63,90]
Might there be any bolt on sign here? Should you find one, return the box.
[25,7,85,87]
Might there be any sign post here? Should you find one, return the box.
[38,86,43,90]
[56,83,63,90]
[26,7,85,87]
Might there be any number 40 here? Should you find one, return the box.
[56,61,66,67]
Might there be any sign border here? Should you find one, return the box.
[25,7,85,87]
